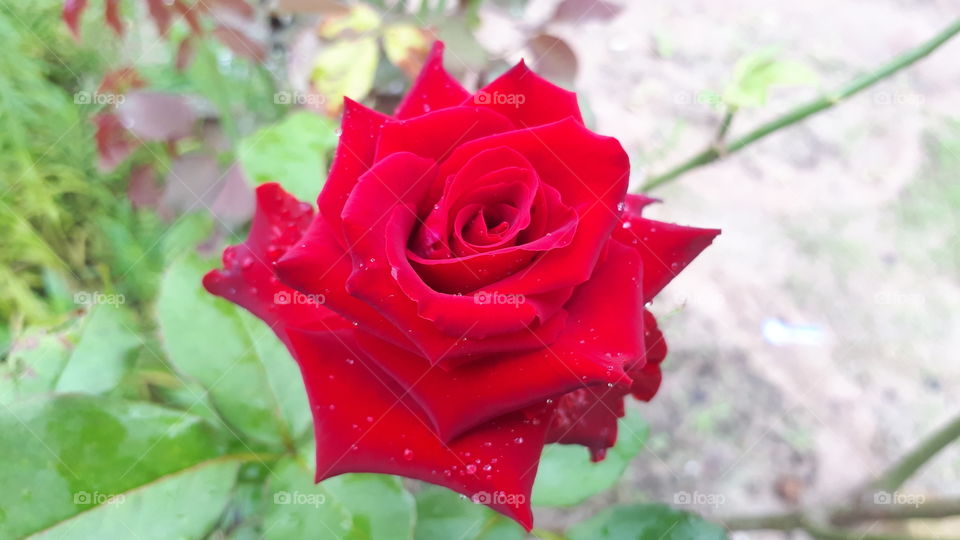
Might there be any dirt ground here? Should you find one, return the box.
[468,0,960,536]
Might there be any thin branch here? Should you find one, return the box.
[832,497,960,527]
[640,18,960,192]
[869,414,960,493]
[721,411,960,535]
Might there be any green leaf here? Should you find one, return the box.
[724,48,818,108]
[56,304,141,395]
[413,486,524,540]
[29,460,241,540]
[310,37,380,115]
[0,329,72,405]
[567,503,728,540]
[322,474,416,540]
[238,112,338,202]
[0,394,236,539]
[262,459,353,540]
[156,254,311,449]
[532,408,649,507]
[0,305,141,403]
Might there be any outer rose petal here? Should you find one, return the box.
[375,106,515,162]
[395,41,471,119]
[614,194,720,302]
[203,183,328,334]
[354,326,629,442]
[286,327,550,530]
[548,386,626,462]
[317,98,390,243]
[629,310,668,402]
[356,240,643,440]
[470,60,583,127]
[546,309,670,459]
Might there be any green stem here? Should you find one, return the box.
[870,414,960,493]
[641,18,960,192]
[531,528,567,540]
[832,497,960,527]
[722,411,960,535]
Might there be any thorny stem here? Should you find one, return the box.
[640,18,960,192]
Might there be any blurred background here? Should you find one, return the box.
[1,0,958,538]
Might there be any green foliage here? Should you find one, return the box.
[567,503,728,540]
[533,408,649,507]
[413,487,525,540]
[724,48,817,108]
[0,394,237,538]
[238,112,339,202]
[156,254,311,449]
[0,304,140,404]
[0,1,118,325]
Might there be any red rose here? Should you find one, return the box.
[204,41,718,529]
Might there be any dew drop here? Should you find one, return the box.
[402,448,414,461]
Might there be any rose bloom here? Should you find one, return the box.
[205,42,718,528]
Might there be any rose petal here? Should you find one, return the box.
[469,60,583,127]
[547,308,669,459]
[629,310,667,402]
[317,98,390,242]
[203,183,331,334]
[286,327,550,530]
[439,118,629,296]
[376,106,515,163]
[354,326,629,441]
[613,194,720,302]
[341,153,574,343]
[394,41,471,119]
